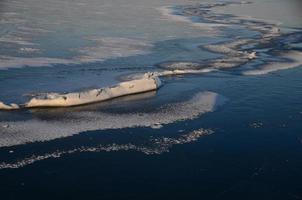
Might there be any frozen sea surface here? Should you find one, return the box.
[0,0,302,199]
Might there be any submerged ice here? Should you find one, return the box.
[0,91,226,147]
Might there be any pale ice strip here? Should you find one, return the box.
[243,51,302,75]
[158,6,228,30]
[0,129,213,169]
[157,68,216,76]
[0,75,161,110]
[25,75,161,108]
[0,102,19,110]
[19,48,41,53]
[0,91,226,147]
[204,39,254,56]
[121,68,217,82]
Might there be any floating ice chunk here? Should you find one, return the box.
[0,74,161,110]
[247,51,257,59]
[150,123,163,129]
[0,102,19,110]
[204,39,252,56]
[2,124,10,128]
[25,76,161,108]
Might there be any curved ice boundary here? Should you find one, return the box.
[158,1,301,75]
[243,51,302,75]
[158,6,228,30]
[0,91,226,147]
[0,128,212,169]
